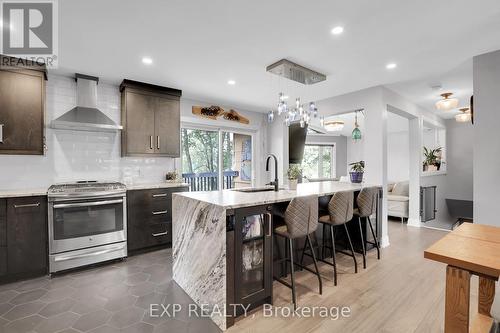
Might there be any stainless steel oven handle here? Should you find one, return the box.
[152,210,168,215]
[53,199,123,209]
[152,231,168,237]
[54,244,125,262]
[14,202,40,209]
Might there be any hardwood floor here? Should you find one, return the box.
[229,221,480,333]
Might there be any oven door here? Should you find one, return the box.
[49,195,127,254]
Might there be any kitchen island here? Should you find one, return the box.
[172,181,382,330]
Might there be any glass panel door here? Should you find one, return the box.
[241,214,264,296]
[181,128,220,191]
[222,132,252,189]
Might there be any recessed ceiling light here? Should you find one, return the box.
[142,57,153,65]
[331,26,344,35]
[386,63,397,70]
[227,80,236,85]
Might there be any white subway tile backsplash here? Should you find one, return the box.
[0,74,176,190]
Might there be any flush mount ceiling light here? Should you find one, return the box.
[331,26,344,35]
[227,80,236,85]
[324,119,345,131]
[386,63,397,70]
[435,92,459,111]
[455,107,471,123]
[142,57,153,65]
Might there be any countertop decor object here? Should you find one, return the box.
[424,223,500,333]
[349,160,365,183]
[287,164,302,190]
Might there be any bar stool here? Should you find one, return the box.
[273,195,322,310]
[317,191,357,286]
[353,187,381,269]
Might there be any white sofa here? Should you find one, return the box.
[387,182,409,222]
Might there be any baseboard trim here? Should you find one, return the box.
[407,218,421,227]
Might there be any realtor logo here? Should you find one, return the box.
[0,0,58,67]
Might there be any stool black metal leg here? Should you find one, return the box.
[344,223,358,273]
[321,223,326,260]
[330,225,337,286]
[299,238,307,270]
[367,216,380,260]
[284,236,289,277]
[358,217,366,269]
[307,235,322,295]
[289,238,297,311]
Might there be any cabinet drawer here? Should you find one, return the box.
[148,223,172,245]
[0,199,6,247]
[127,222,171,251]
[0,247,6,276]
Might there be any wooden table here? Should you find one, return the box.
[424,223,500,333]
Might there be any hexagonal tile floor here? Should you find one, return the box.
[0,248,221,333]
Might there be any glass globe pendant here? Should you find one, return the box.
[352,111,362,141]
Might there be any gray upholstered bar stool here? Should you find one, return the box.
[273,195,322,310]
[353,187,381,269]
[317,190,357,286]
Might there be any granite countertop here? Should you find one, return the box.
[0,182,189,198]
[174,181,381,209]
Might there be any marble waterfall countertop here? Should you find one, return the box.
[0,181,189,198]
[174,180,380,209]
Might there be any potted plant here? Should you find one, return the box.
[349,161,365,183]
[165,171,179,183]
[287,164,302,190]
[423,147,442,172]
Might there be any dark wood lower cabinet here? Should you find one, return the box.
[0,196,48,283]
[226,205,273,327]
[127,187,187,253]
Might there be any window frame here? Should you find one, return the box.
[301,143,336,180]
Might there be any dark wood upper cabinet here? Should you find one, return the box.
[0,56,46,155]
[120,80,181,157]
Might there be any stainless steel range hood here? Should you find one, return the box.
[51,74,123,132]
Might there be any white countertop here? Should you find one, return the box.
[0,182,189,198]
[126,182,189,190]
[0,188,49,198]
[174,181,380,209]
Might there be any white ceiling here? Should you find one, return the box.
[386,59,473,119]
[56,0,500,112]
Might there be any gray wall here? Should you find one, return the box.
[305,134,348,178]
[420,119,473,223]
[473,49,500,226]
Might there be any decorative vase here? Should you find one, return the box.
[427,165,438,172]
[289,179,298,190]
[349,172,364,183]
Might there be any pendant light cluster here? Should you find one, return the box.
[268,93,318,128]
[266,59,326,128]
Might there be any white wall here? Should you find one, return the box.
[387,131,410,182]
[473,49,500,226]
[0,74,267,190]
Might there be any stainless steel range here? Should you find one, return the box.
[47,181,127,273]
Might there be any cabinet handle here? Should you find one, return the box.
[265,213,272,237]
[150,135,153,149]
[0,124,3,143]
[157,136,160,150]
[152,193,167,198]
[152,210,168,215]
[152,231,168,237]
[14,202,40,209]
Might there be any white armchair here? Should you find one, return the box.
[387,182,409,223]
